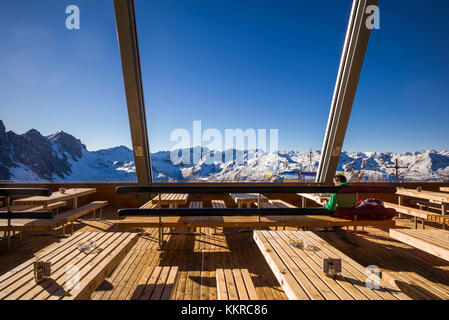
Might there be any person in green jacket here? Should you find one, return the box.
[325,174,356,211]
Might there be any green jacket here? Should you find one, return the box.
[325,182,356,211]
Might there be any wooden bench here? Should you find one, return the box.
[0,204,35,212]
[189,201,203,208]
[0,201,108,249]
[117,215,395,251]
[389,229,449,262]
[230,193,269,208]
[411,199,449,213]
[253,230,410,300]
[384,202,448,229]
[257,202,278,209]
[57,201,108,236]
[211,200,226,208]
[0,231,138,300]
[150,194,189,208]
[131,266,179,300]
[140,200,158,209]
[28,201,67,214]
[1,201,65,224]
[270,200,297,208]
[0,201,64,246]
[216,269,258,300]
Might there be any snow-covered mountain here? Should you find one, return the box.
[1,120,448,182]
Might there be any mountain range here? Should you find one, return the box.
[1,120,448,182]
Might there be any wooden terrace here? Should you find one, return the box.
[1,183,449,300]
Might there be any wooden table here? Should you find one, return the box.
[230,193,269,208]
[389,229,449,262]
[396,188,448,229]
[0,232,138,300]
[297,193,329,207]
[440,187,449,193]
[13,188,96,211]
[150,194,189,208]
[253,230,410,300]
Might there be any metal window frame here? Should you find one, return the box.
[114,0,376,186]
[114,0,152,186]
[317,0,378,183]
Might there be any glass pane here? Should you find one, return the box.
[340,0,449,182]
[135,0,353,182]
[0,0,136,182]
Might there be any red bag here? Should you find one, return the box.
[335,198,395,221]
[356,198,384,209]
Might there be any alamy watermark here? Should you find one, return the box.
[66,5,80,30]
[366,5,380,30]
[65,264,81,291]
[365,265,381,290]
[169,121,279,166]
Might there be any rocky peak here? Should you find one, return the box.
[0,120,5,136]
[48,131,86,160]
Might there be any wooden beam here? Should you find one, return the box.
[317,0,378,183]
[114,0,152,191]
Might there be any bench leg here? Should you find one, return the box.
[99,207,103,220]
[414,217,418,229]
[57,224,71,238]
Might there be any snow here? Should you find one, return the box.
[5,145,449,182]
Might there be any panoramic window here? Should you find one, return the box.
[0,0,136,182]
[135,0,353,182]
[339,0,449,183]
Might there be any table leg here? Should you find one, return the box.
[239,203,253,232]
[165,204,180,235]
[73,197,78,209]
[398,196,402,218]
[57,223,71,238]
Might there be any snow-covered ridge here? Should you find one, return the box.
[0,120,448,182]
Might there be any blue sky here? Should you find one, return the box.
[0,0,448,153]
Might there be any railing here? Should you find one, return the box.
[116,184,397,217]
[116,185,397,195]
